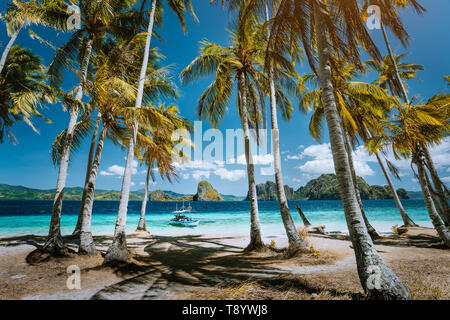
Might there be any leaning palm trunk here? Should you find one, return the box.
[136,166,151,232]
[314,6,410,299]
[423,147,450,225]
[380,23,410,104]
[103,0,157,264]
[424,172,448,226]
[374,151,417,226]
[0,24,22,74]
[265,3,306,250]
[343,131,380,240]
[382,22,449,228]
[239,73,264,251]
[73,113,102,236]
[44,37,93,254]
[78,123,107,255]
[414,154,450,248]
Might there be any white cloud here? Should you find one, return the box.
[192,170,211,180]
[295,143,375,177]
[180,173,190,179]
[441,176,450,183]
[214,168,246,181]
[174,160,222,171]
[100,159,139,178]
[260,166,274,176]
[236,154,274,165]
[286,154,304,160]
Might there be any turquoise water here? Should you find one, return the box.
[0,200,432,237]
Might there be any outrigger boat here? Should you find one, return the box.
[169,202,199,227]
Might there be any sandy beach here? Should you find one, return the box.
[0,226,448,300]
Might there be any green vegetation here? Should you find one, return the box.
[193,181,224,201]
[247,174,410,201]
[0,184,142,200]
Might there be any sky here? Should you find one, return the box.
[0,0,449,196]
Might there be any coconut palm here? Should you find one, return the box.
[367,1,448,222]
[385,94,450,247]
[0,0,69,74]
[135,105,192,232]
[262,0,306,251]
[366,54,449,224]
[267,0,411,299]
[103,0,197,265]
[181,5,306,251]
[362,0,425,103]
[0,45,57,143]
[299,59,417,229]
[365,53,423,99]
[212,0,303,250]
[41,0,148,254]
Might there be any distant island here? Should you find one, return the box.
[245,174,418,201]
[0,181,242,201]
[150,181,228,201]
[0,174,422,201]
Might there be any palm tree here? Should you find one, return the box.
[135,105,191,232]
[0,0,69,74]
[368,1,449,223]
[103,0,197,265]
[263,0,307,251]
[53,36,179,254]
[367,53,449,225]
[213,0,306,252]
[0,45,57,143]
[268,0,411,299]
[386,94,450,247]
[300,59,417,229]
[366,53,423,98]
[41,0,145,254]
[181,5,306,251]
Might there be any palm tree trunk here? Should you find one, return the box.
[314,5,410,299]
[374,151,417,226]
[44,37,93,255]
[343,131,380,240]
[103,0,157,264]
[239,73,264,251]
[414,154,450,247]
[380,22,410,104]
[381,22,445,227]
[265,1,306,250]
[424,166,449,227]
[422,147,449,225]
[295,205,311,227]
[0,24,22,74]
[136,166,151,232]
[73,113,102,236]
[78,123,107,255]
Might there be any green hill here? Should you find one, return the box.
[246,174,410,201]
[193,181,224,201]
[0,184,142,200]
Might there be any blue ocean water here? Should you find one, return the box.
[0,200,432,237]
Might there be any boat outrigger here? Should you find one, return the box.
[169,202,199,227]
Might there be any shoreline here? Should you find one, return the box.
[0,226,448,300]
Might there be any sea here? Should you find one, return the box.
[0,199,432,237]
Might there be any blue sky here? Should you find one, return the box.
[0,0,449,196]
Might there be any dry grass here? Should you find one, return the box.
[391,259,450,300]
[179,275,357,300]
[297,226,310,241]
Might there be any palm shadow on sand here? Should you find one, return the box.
[90,234,299,299]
